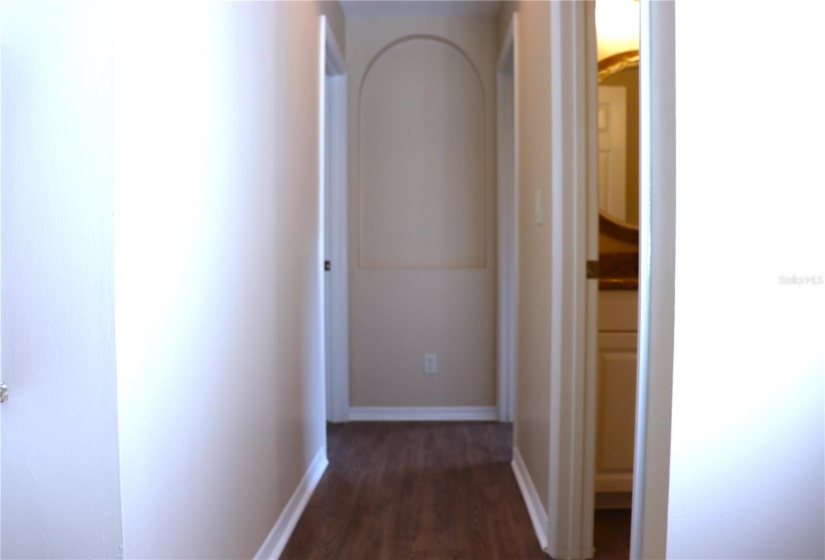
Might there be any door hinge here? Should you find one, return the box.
[324,260,331,272]
[586,260,600,279]
[0,383,8,404]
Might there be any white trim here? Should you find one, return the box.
[319,15,329,428]
[496,13,518,423]
[583,0,599,556]
[631,2,676,558]
[321,16,350,423]
[326,75,349,423]
[0,7,3,545]
[547,2,595,559]
[254,447,329,560]
[497,13,515,73]
[324,17,344,75]
[348,406,497,422]
[511,448,549,551]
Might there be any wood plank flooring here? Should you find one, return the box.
[281,422,630,560]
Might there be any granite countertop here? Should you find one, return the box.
[599,252,638,290]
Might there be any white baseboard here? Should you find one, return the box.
[511,447,548,551]
[254,447,329,560]
[348,406,498,422]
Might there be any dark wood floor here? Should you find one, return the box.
[282,422,630,560]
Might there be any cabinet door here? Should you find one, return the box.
[596,332,638,493]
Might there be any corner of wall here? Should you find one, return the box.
[511,448,549,551]
[254,447,329,560]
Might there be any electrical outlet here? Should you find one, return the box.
[424,354,437,375]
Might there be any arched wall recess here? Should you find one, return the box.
[347,18,497,416]
[358,35,487,269]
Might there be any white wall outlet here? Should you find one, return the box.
[424,354,437,375]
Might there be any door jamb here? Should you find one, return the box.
[546,1,597,558]
[0,6,4,546]
[320,16,350,424]
[630,2,676,558]
[496,15,518,424]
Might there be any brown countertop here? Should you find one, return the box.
[599,277,639,290]
[599,252,639,290]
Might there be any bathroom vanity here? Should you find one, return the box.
[596,284,638,494]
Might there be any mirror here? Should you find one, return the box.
[598,50,639,243]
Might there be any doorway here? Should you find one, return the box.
[497,16,518,425]
[324,13,515,424]
[320,16,348,424]
[591,2,678,559]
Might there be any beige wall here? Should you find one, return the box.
[347,16,498,407]
[114,2,332,557]
[499,0,553,512]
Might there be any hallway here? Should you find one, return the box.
[281,423,630,559]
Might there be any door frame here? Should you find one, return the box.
[320,16,349,424]
[544,1,598,558]
[630,2,676,558]
[0,6,4,546]
[326,22,519,424]
[551,1,677,558]
[496,15,518,424]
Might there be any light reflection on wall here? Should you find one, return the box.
[596,0,639,60]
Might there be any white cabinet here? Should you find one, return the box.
[596,291,638,494]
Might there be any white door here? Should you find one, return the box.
[0,386,3,554]
[320,17,349,423]
[1,5,4,549]
[598,85,627,221]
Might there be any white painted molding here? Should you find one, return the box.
[0,7,4,544]
[631,1,676,559]
[324,16,345,75]
[254,447,329,560]
[326,74,349,423]
[546,1,596,559]
[497,13,515,73]
[582,2,600,557]
[321,15,350,423]
[496,12,518,423]
[348,406,497,422]
[319,15,329,426]
[511,448,549,551]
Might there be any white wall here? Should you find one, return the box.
[667,2,825,558]
[1,4,124,558]
[347,16,498,409]
[113,2,335,557]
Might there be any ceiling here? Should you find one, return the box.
[340,0,503,18]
